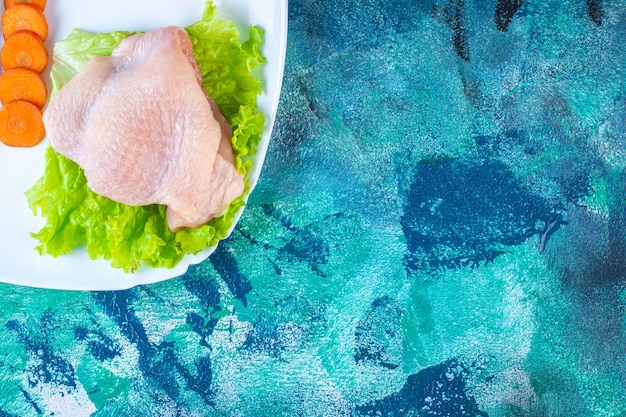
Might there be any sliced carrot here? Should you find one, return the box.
[2,4,48,41]
[0,67,47,108]
[0,100,44,147]
[1,30,48,73]
[4,0,47,10]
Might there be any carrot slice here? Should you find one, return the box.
[0,100,44,147]
[4,0,47,10]
[1,30,48,73]
[2,4,48,41]
[0,67,47,108]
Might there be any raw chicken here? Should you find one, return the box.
[43,26,245,231]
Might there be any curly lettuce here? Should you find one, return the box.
[25,1,266,272]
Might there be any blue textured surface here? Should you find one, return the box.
[1,0,626,415]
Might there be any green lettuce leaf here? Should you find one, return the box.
[25,1,266,272]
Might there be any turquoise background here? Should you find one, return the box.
[1,0,625,415]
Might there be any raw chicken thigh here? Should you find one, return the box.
[43,26,245,231]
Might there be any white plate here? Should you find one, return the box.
[0,0,288,290]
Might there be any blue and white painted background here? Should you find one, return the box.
[1,0,625,415]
